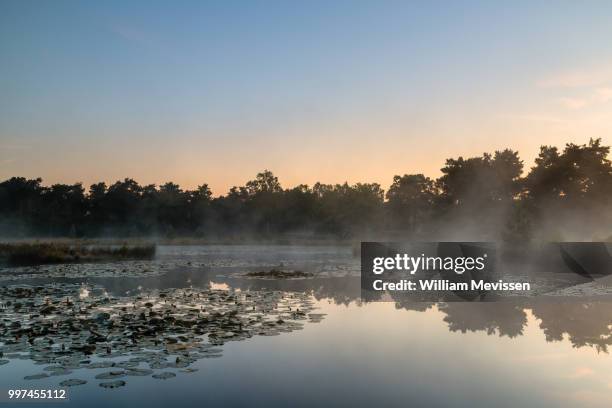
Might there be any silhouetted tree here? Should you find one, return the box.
[2,140,611,241]
[386,174,436,232]
[526,138,612,204]
[0,177,44,235]
[187,184,213,234]
[314,182,384,236]
[438,149,522,207]
[156,182,186,235]
[278,185,318,232]
[245,170,282,195]
[39,183,86,236]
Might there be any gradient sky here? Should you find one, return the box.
[2,1,612,194]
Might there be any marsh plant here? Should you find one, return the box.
[0,242,156,266]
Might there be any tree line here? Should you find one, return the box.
[2,139,611,241]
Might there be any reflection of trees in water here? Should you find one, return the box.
[392,300,612,352]
[392,300,436,313]
[220,274,612,351]
[438,303,527,338]
[531,302,612,352]
[394,298,612,351]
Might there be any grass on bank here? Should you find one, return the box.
[0,242,156,266]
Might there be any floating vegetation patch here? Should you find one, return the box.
[0,283,322,389]
[217,264,360,280]
[99,380,126,389]
[125,368,153,376]
[60,379,87,387]
[95,371,126,380]
[244,269,314,279]
[24,373,49,380]
[152,372,176,380]
[0,259,198,281]
[86,361,114,369]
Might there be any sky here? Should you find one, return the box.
[2,1,612,195]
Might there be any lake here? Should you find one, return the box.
[1,245,612,407]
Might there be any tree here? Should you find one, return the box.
[438,150,522,207]
[386,174,436,232]
[156,182,187,235]
[1,139,610,240]
[187,184,213,233]
[103,178,143,234]
[40,183,86,235]
[314,182,384,236]
[526,138,612,204]
[245,170,282,195]
[0,177,44,235]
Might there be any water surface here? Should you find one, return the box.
[1,245,612,408]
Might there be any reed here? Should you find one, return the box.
[0,242,156,266]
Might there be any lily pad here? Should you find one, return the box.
[125,368,153,376]
[99,380,126,389]
[24,373,50,380]
[60,379,87,387]
[152,372,176,380]
[95,371,126,380]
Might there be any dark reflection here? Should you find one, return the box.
[402,298,612,352]
[212,273,612,352]
[531,302,612,352]
[439,303,527,337]
[8,261,612,354]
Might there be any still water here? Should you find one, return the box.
[2,245,612,407]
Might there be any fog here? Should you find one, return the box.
[1,139,611,245]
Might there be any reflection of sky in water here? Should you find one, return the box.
[2,245,612,407]
[4,301,612,408]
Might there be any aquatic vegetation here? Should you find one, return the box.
[245,269,314,279]
[0,259,189,281]
[0,283,323,389]
[125,368,153,376]
[95,371,126,380]
[99,380,126,389]
[0,242,156,267]
[152,372,176,380]
[60,379,87,386]
[24,373,49,380]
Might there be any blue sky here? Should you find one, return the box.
[2,1,612,193]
